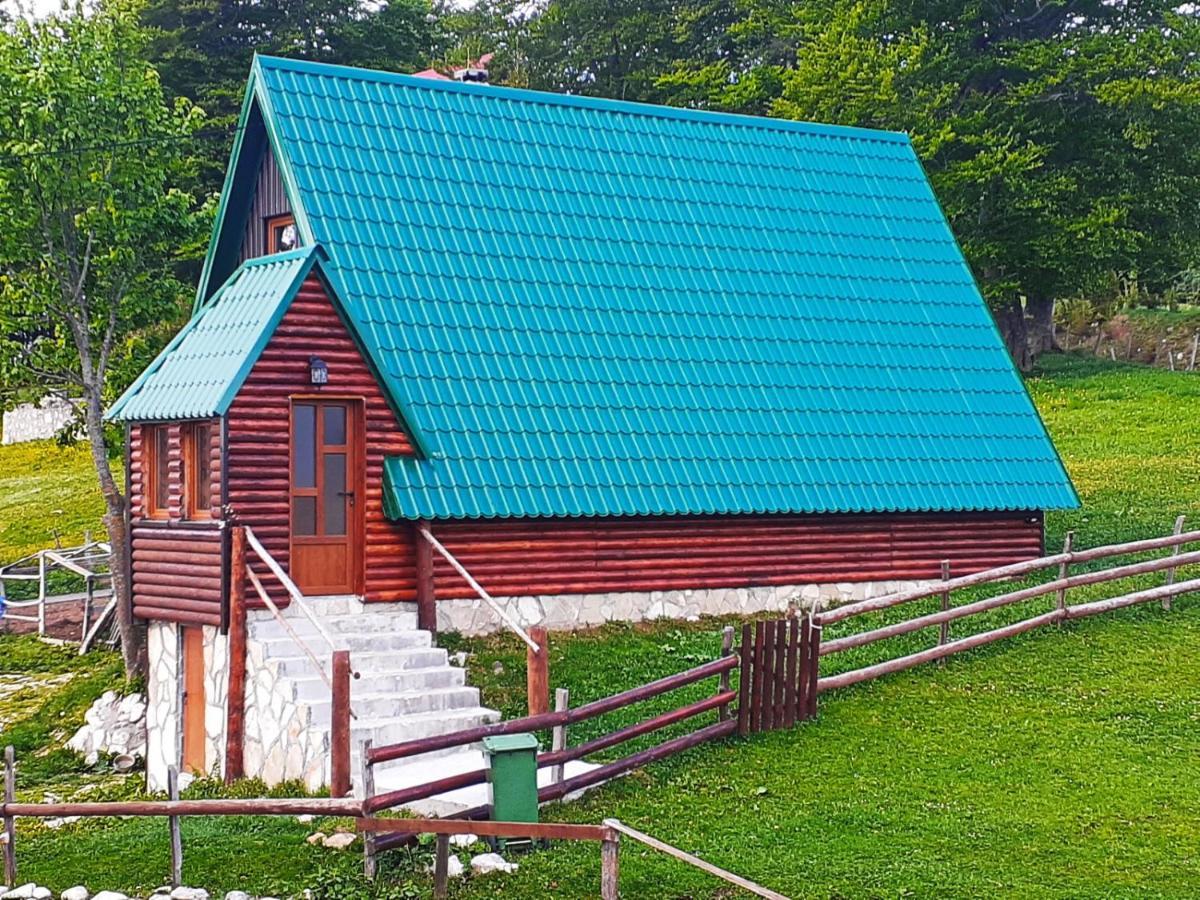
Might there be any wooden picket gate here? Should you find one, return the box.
[736,614,820,734]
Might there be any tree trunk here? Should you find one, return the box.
[995,298,1033,372]
[1026,293,1059,358]
[82,389,142,678]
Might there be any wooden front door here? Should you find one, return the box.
[181,626,206,774]
[290,399,361,595]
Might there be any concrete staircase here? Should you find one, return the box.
[246,596,500,809]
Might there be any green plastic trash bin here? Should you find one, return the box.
[483,733,539,849]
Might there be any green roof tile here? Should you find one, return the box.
[220,56,1076,518]
[108,247,320,422]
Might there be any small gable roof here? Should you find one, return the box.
[195,56,1078,519]
[110,247,322,422]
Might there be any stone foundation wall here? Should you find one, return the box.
[242,613,329,790]
[145,622,179,792]
[436,579,932,635]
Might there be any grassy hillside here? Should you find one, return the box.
[0,440,113,562]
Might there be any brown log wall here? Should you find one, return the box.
[225,275,416,606]
[129,421,225,624]
[418,511,1045,601]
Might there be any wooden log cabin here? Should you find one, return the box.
[108,56,1077,791]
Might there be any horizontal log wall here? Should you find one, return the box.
[422,511,1045,600]
[226,275,416,606]
[130,422,225,624]
[132,523,225,625]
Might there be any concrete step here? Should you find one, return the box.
[276,647,448,678]
[307,686,483,724]
[249,612,422,642]
[350,707,501,749]
[289,666,467,703]
[255,630,432,658]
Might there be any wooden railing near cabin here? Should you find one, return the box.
[815,517,1199,692]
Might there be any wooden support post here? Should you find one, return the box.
[36,552,46,637]
[718,625,734,722]
[167,766,183,888]
[224,526,247,784]
[804,615,820,720]
[737,623,752,736]
[1056,531,1075,619]
[527,626,550,716]
[600,828,620,900]
[938,560,951,663]
[551,688,570,784]
[433,833,451,899]
[331,650,352,798]
[3,745,16,887]
[1190,332,1199,371]
[360,740,377,880]
[82,576,94,642]
[415,519,437,634]
[1164,515,1186,611]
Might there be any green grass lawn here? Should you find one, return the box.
[4,353,1200,898]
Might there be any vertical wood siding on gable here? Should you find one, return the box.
[129,421,226,626]
[238,149,291,264]
[418,511,1045,601]
[225,275,417,606]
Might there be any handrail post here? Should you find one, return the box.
[331,650,353,798]
[1056,531,1074,620]
[1164,515,1186,611]
[551,688,570,784]
[415,518,436,634]
[527,626,550,716]
[718,625,734,721]
[225,526,248,784]
[433,833,451,899]
[4,745,16,886]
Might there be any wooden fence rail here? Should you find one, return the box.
[817,519,1199,695]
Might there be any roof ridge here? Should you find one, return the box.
[252,54,912,146]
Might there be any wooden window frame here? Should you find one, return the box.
[182,421,215,521]
[266,214,298,254]
[144,424,171,520]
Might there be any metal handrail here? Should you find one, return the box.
[243,526,338,655]
[418,527,540,653]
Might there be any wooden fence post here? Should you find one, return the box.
[805,615,820,720]
[433,833,451,899]
[415,519,437,634]
[3,745,15,886]
[1056,531,1075,619]
[551,688,570,784]
[225,526,247,784]
[331,650,352,798]
[527,626,550,716]
[361,740,377,880]
[717,626,734,722]
[737,623,752,736]
[600,826,621,900]
[938,560,951,660]
[167,766,183,888]
[1164,515,1186,611]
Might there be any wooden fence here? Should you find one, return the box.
[737,615,819,735]
[816,518,1199,693]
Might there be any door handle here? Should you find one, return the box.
[338,490,356,507]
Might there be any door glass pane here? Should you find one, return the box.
[324,405,346,446]
[293,496,317,536]
[293,404,316,488]
[323,453,347,536]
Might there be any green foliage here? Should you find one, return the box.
[0,0,208,411]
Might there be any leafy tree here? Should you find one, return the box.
[0,0,208,675]
[142,0,437,191]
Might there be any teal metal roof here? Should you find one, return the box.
[206,56,1077,518]
[109,248,321,422]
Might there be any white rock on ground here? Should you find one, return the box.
[321,832,356,850]
[60,888,89,900]
[449,833,478,848]
[2,885,50,900]
[304,832,326,846]
[89,892,128,900]
[168,888,208,900]
[470,853,518,875]
[222,891,251,900]
[66,691,147,766]
[426,856,466,879]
